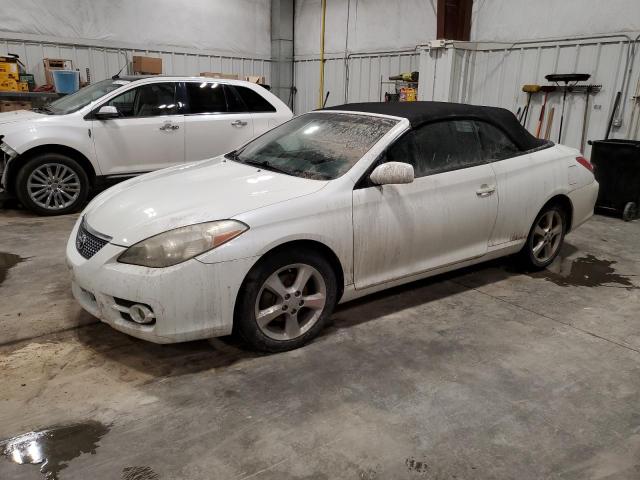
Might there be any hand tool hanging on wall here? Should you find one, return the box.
[544,107,555,140]
[519,84,541,126]
[545,73,591,143]
[535,85,556,138]
[605,91,622,140]
[580,84,596,152]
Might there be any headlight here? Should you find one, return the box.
[118,220,248,268]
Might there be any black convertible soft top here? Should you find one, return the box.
[322,101,549,151]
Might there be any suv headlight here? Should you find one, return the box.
[118,220,248,268]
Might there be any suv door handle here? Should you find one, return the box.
[231,120,248,127]
[476,184,496,197]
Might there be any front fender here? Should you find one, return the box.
[1,119,98,175]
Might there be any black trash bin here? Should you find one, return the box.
[589,139,640,221]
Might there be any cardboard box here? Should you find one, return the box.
[43,58,73,85]
[133,56,162,74]
[244,75,266,84]
[0,101,31,112]
[200,72,239,80]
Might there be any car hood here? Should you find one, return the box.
[0,110,45,126]
[85,157,328,246]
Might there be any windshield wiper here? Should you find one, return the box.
[32,106,53,114]
[241,158,292,176]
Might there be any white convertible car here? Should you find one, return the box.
[66,102,598,352]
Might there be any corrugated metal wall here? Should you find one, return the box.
[0,34,271,87]
[294,51,419,113]
[294,34,640,155]
[418,34,640,155]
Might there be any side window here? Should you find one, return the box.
[384,131,420,172]
[105,83,177,118]
[186,82,228,114]
[475,121,521,161]
[381,121,483,179]
[231,85,276,112]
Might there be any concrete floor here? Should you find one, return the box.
[1,208,639,479]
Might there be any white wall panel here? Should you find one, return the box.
[295,0,436,56]
[419,34,640,155]
[294,52,419,113]
[0,36,271,88]
[2,0,270,57]
[472,0,640,43]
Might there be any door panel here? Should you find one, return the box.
[184,113,254,162]
[489,148,565,246]
[91,82,185,174]
[353,164,498,289]
[183,82,254,161]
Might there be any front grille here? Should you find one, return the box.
[76,220,109,259]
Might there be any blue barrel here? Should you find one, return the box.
[52,70,79,94]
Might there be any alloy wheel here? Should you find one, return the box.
[254,263,327,341]
[27,163,81,211]
[531,210,563,263]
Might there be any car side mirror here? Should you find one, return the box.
[94,105,120,119]
[370,162,414,186]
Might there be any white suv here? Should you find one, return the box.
[0,76,293,215]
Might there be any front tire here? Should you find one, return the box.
[518,204,567,270]
[15,153,89,216]
[234,249,338,352]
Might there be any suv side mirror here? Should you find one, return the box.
[370,162,414,186]
[94,105,120,119]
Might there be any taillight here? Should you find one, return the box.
[576,156,593,172]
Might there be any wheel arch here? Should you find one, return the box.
[540,194,574,232]
[242,239,346,301]
[6,144,96,195]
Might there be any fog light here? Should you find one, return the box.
[129,304,155,324]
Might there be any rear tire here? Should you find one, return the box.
[234,249,338,353]
[518,204,567,270]
[15,153,89,216]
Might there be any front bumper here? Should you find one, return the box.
[66,220,259,343]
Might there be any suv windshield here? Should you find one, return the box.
[45,78,131,115]
[228,112,398,180]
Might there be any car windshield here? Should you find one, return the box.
[228,112,398,180]
[45,78,130,115]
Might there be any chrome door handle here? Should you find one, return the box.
[231,120,248,127]
[476,184,496,197]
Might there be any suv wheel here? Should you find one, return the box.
[16,153,89,216]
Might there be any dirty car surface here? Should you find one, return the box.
[66,101,599,352]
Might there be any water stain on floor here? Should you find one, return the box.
[1,421,110,479]
[0,252,25,285]
[531,254,636,289]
